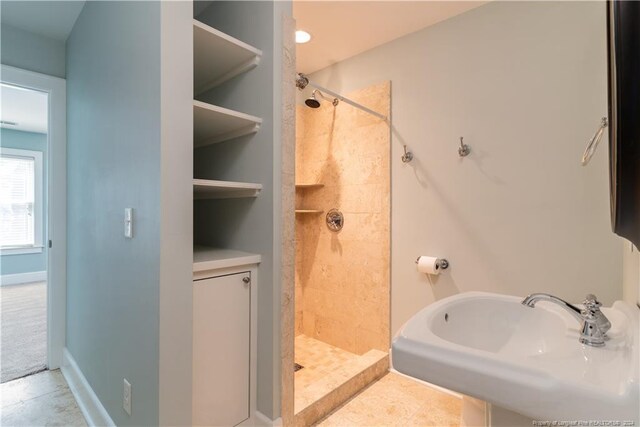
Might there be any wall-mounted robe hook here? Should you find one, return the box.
[458,137,471,157]
[401,145,413,163]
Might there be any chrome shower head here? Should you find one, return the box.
[305,91,321,108]
[305,90,338,109]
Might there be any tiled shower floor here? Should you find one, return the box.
[294,335,388,422]
[295,335,360,391]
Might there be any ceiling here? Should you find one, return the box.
[294,1,487,74]
[0,1,85,41]
[0,84,48,134]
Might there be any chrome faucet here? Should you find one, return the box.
[521,293,611,347]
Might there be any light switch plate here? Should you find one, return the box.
[123,378,131,415]
[124,208,133,238]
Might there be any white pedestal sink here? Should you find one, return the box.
[392,292,639,424]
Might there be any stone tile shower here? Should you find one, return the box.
[293,81,391,424]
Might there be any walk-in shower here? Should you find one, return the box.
[296,73,388,121]
[293,78,391,425]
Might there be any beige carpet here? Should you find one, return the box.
[0,282,47,383]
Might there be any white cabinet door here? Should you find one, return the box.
[193,272,251,426]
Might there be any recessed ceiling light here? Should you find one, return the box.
[296,30,311,44]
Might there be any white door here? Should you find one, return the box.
[192,272,251,426]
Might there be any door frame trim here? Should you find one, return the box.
[1,64,67,369]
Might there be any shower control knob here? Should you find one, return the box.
[243,277,251,285]
[326,209,344,232]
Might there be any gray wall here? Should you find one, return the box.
[194,1,280,419]
[0,129,47,276]
[0,24,66,78]
[306,1,622,335]
[66,2,161,425]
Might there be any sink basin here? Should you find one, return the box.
[392,292,639,422]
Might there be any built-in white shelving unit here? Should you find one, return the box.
[193,19,262,95]
[193,246,262,272]
[194,100,262,147]
[193,179,262,199]
[191,11,265,427]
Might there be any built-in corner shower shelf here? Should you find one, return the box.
[193,246,261,272]
[295,184,324,189]
[193,19,262,95]
[193,100,262,147]
[193,179,262,199]
[295,210,323,214]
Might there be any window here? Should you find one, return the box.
[0,147,43,253]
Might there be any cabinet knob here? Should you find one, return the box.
[242,276,251,284]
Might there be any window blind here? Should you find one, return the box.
[1,155,36,247]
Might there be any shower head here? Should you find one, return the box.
[295,72,387,120]
[305,90,338,109]
[305,91,321,108]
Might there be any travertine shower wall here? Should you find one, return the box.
[295,81,390,354]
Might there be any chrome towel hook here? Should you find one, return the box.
[581,117,608,166]
[401,145,413,163]
[458,137,470,157]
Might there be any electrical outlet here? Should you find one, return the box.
[123,378,132,415]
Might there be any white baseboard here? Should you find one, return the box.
[0,271,46,286]
[61,348,115,427]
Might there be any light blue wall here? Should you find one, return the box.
[0,129,48,276]
[66,2,161,425]
[0,24,66,78]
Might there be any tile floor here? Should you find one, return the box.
[0,369,87,427]
[294,335,389,425]
[295,335,388,416]
[315,372,462,427]
[295,335,360,391]
[0,344,458,427]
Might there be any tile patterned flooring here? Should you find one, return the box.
[1,346,459,427]
[294,335,460,427]
[294,335,388,418]
[315,372,462,427]
[295,335,360,391]
[294,336,389,425]
[0,370,87,427]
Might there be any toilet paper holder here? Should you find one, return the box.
[415,257,449,270]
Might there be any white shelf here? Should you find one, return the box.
[295,184,324,189]
[194,101,262,147]
[194,19,262,94]
[194,179,262,199]
[295,210,323,214]
[193,246,261,272]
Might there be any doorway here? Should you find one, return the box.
[0,65,67,381]
[0,83,49,382]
